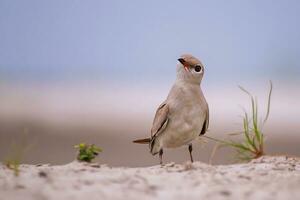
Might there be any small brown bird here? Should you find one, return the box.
[133,54,209,164]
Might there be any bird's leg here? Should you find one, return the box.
[188,144,194,163]
[159,149,163,165]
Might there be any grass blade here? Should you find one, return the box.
[263,80,273,125]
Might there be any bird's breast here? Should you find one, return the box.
[161,99,205,148]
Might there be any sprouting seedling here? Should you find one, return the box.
[5,142,22,176]
[206,81,273,162]
[74,143,102,162]
[5,128,32,176]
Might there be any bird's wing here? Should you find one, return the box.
[151,102,169,138]
[199,104,209,135]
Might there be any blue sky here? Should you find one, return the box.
[0,0,299,85]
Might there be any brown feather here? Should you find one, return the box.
[151,102,169,137]
[133,138,151,144]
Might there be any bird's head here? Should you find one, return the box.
[177,54,205,84]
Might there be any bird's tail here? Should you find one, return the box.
[133,137,160,155]
[133,138,151,144]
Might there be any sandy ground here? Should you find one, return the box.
[1,156,300,200]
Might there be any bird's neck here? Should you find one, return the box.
[175,78,202,89]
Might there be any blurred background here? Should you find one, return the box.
[0,0,299,166]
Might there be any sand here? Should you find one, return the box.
[1,156,300,200]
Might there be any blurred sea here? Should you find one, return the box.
[0,82,299,166]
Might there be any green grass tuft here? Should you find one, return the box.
[207,81,273,162]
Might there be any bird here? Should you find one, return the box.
[133,54,209,165]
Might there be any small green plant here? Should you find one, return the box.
[207,81,273,162]
[4,128,31,176]
[74,143,102,162]
[6,157,21,176]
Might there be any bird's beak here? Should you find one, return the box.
[178,58,185,65]
[178,58,189,72]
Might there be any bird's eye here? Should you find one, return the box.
[194,65,202,72]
